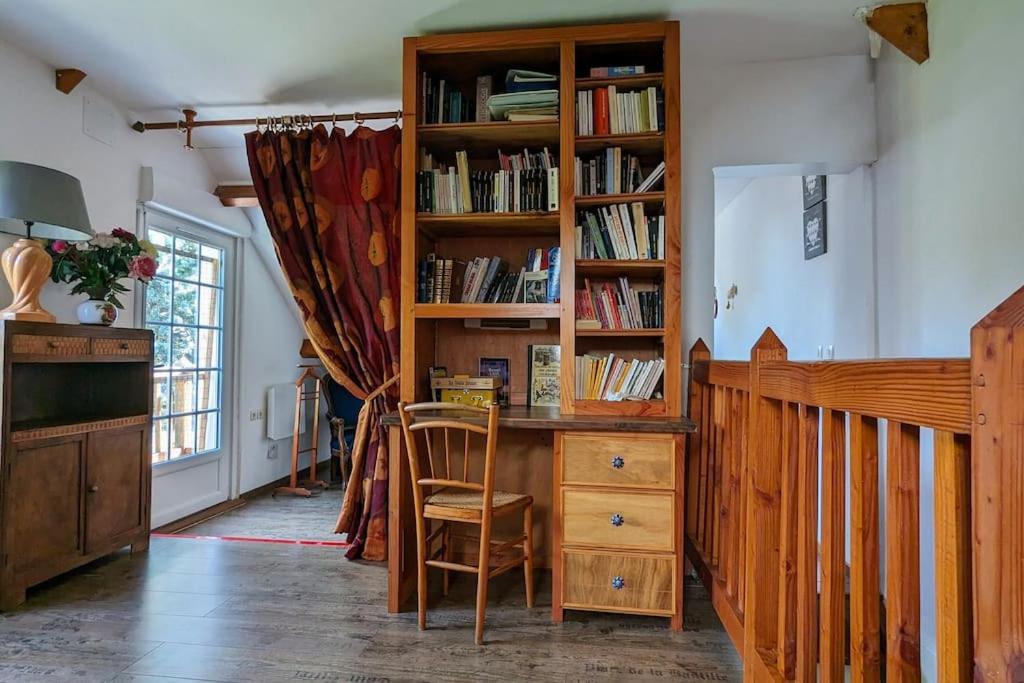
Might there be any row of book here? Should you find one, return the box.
[577,86,664,137]
[417,248,561,304]
[416,148,558,214]
[421,73,475,124]
[576,204,665,260]
[575,353,665,401]
[574,149,665,196]
[575,277,663,330]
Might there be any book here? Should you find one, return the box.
[589,66,646,77]
[475,75,493,122]
[479,357,510,406]
[575,204,664,260]
[421,73,472,124]
[505,69,557,93]
[574,353,664,401]
[546,247,561,304]
[527,344,561,407]
[417,147,558,214]
[523,271,548,304]
[487,89,558,120]
[576,86,662,135]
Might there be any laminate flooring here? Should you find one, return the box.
[177,487,345,543]
[0,536,742,682]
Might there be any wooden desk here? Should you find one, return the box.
[384,407,696,627]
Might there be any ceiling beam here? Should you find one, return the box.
[865,2,929,64]
[214,185,258,207]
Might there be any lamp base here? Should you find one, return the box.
[1,238,56,323]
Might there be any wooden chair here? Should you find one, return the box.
[397,401,535,645]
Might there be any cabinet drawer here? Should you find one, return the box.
[92,338,150,358]
[562,489,674,551]
[562,550,675,615]
[11,334,89,357]
[562,433,674,489]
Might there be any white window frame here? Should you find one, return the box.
[136,207,240,481]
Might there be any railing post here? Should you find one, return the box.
[970,285,1024,680]
[743,328,788,677]
[687,339,711,543]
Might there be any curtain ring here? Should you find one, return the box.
[354,111,365,125]
[331,113,338,130]
[394,109,401,123]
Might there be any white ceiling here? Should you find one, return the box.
[0,0,872,182]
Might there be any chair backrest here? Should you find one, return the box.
[397,401,500,513]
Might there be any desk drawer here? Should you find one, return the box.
[562,434,674,489]
[562,489,674,551]
[11,334,89,357]
[92,338,150,358]
[562,550,674,615]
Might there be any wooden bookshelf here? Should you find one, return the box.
[400,21,681,418]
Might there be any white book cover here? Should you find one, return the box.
[513,169,521,213]
[647,86,658,131]
[658,216,665,259]
[547,167,559,211]
[602,207,627,259]
[618,204,639,259]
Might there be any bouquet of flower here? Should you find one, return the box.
[45,228,159,308]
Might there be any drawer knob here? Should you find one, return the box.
[88,484,99,493]
[610,513,624,527]
[47,341,58,349]
[611,576,625,590]
[611,455,625,469]
[120,342,130,350]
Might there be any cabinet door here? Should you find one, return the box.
[85,425,146,553]
[4,436,84,572]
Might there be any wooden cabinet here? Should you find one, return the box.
[554,431,685,628]
[0,322,152,610]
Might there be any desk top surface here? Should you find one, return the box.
[381,406,696,433]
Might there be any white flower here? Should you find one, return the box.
[74,240,93,251]
[90,232,119,249]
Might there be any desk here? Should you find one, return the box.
[384,407,696,627]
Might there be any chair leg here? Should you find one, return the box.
[475,519,492,645]
[415,518,428,631]
[442,522,451,597]
[523,503,535,608]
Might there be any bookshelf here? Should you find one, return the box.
[400,21,681,419]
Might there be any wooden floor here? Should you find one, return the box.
[0,536,742,682]
[179,487,345,542]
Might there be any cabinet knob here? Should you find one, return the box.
[611,455,625,469]
[610,513,624,527]
[88,484,99,493]
[611,576,625,590]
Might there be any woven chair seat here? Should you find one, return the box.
[426,488,530,510]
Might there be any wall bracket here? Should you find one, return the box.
[861,2,930,64]
[55,68,87,94]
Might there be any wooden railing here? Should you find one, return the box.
[685,285,1024,681]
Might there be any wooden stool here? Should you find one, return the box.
[397,401,535,645]
[275,366,328,498]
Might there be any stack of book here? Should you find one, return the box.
[421,74,473,124]
[573,149,666,196]
[576,86,664,136]
[575,277,662,330]
[575,353,665,401]
[575,203,665,260]
[416,148,558,214]
[417,247,561,304]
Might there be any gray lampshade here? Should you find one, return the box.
[0,161,93,240]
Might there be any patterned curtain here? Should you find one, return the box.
[245,124,401,560]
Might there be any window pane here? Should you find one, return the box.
[170,370,197,414]
[153,371,170,417]
[173,281,198,324]
[173,237,200,281]
[197,328,220,368]
[196,412,219,453]
[200,245,223,286]
[199,286,221,328]
[171,326,197,369]
[149,230,173,278]
[150,324,170,368]
[152,419,169,463]
[169,414,196,460]
[146,278,171,324]
[197,370,220,412]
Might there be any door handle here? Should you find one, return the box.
[88,484,99,493]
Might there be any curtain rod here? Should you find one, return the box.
[131,108,404,149]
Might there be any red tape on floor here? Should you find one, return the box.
[152,532,351,547]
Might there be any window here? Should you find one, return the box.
[144,227,226,464]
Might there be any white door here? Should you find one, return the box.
[141,209,237,527]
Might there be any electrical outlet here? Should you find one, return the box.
[267,443,279,460]
[249,409,265,422]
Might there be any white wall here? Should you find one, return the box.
[713,168,876,360]
[873,1,1024,678]
[679,50,878,354]
[0,36,320,518]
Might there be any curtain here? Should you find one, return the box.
[245,124,401,560]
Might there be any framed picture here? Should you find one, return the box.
[479,357,510,407]
[523,271,548,304]
[803,201,827,260]
[527,344,560,407]
[802,174,826,209]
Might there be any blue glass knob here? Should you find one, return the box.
[611,455,625,469]
[611,576,625,590]
[610,513,624,527]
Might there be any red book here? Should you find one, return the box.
[594,88,610,136]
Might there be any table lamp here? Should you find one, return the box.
[0,161,93,323]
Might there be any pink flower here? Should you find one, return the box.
[51,239,69,254]
[129,254,158,282]
[111,227,135,241]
